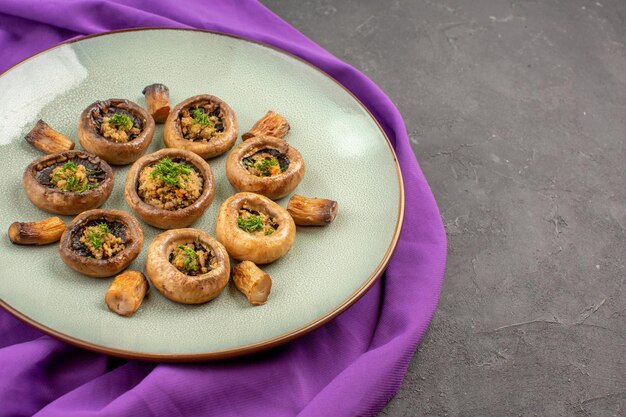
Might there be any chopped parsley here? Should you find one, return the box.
[65,176,81,192]
[264,229,274,235]
[63,161,77,172]
[237,215,265,233]
[75,182,96,193]
[177,245,199,272]
[192,108,213,127]
[51,162,98,193]
[150,157,191,187]
[65,175,97,193]
[255,157,279,176]
[86,223,110,250]
[108,113,133,130]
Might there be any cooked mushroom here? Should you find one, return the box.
[163,94,238,159]
[25,120,75,154]
[105,270,149,317]
[124,148,215,229]
[78,98,155,165]
[225,135,305,200]
[215,192,296,264]
[8,217,66,245]
[142,83,170,123]
[59,209,143,278]
[287,195,338,226]
[232,261,272,305]
[146,228,230,304]
[23,150,114,215]
[242,111,290,141]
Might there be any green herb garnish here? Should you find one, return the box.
[55,162,97,193]
[264,229,274,236]
[72,181,96,193]
[63,161,78,172]
[191,108,214,127]
[97,223,110,234]
[255,157,279,176]
[86,223,110,250]
[108,113,133,130]
[64,176,97,193]
[177,244,198,272]
[237,215,265,233]
[65,175,80,192]
[150,157,191,187]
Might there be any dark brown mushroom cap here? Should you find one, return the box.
[23,150,114,215]
[78,99,155,165]
[163,94,238,159]
[225,135,305,200]
[215,192,296,264]
[124,148,215,230]
[146,228,230,304]
[59,209,144,278]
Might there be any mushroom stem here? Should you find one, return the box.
[142,83,170,123]
[25,120,75,154]
[232,261,272,305]
[8,217,66,245]
[105,270,149,317]
[287,195,338,226]
[242,111,290,140]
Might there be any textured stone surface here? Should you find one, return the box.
[263,0,626,415]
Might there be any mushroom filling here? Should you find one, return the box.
[236,207,278,236]
[169,239,217,276]
[36,157,105,192]
[137,157,203,210]
[91,107,143,143]
[179,102,224,142]
[242,148,289,177]
[71,220,126,259]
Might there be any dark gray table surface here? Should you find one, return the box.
[263,1,626,416]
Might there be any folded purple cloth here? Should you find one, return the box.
[0,1,446,416]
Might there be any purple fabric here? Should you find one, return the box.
[0,1,446,416]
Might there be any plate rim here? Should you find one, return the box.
[0,27,406,362]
